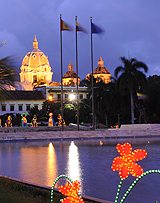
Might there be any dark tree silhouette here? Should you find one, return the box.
[114,57,148,124]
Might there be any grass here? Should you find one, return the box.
[0,177,108,203]
[0,177,61,203]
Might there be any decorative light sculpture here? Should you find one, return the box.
[31,115,38,127]
[48,112,55,126]
[112,143,147,179]
[112,142,160,203]
[5,115,12,127]
[50,175,84,203]
[57,114,65,126]
[21,113,27,127]
[50,143,160,203]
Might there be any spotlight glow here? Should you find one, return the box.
[69,93,76,101]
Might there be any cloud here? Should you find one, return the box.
[0,30,26,60]
[1,0,160,80]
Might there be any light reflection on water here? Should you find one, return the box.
[0,141,160,203]
[19,143,58,186]
[67,141,81,181]
[67,141,82,192]
[47,143,57,186]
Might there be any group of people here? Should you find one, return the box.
[1,113,64,127]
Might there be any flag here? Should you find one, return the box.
[76,21,87,33]
[91,22,104,34]
[60,19,72,31]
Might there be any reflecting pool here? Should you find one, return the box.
[0,140,160,203]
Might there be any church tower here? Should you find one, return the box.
[62,63,80,86]
[20,35,53,90]
[86,57,111,84]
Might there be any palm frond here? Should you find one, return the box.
[133,61,148,73]
[114,66,125,78]
[0,56,17,89]
[130,58,137,64]
[120,56,126,63]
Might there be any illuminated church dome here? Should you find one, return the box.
[20,35,53,90]
[62,63,80,86]
[94,57,110,74]
[93,57,111,84]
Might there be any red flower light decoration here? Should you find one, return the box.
[58,180,84,203]
[111,143,147,179]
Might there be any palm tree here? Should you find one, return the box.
[114,57,148,124]
[0,56,17,101]
[0,56,17,89]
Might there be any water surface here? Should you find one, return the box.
[0,140,160,203]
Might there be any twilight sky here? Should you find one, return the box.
[0,0,160,81]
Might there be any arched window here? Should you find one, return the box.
[33,75,37,82]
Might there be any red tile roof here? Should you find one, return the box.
[0,90,45,101]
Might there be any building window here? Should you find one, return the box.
[57,94,61,100]
[10,105,14,111]
[80,94,83,99]
[65,94,68,100]
[2,105,6,111]
[34,104,38,109]
[26,105,30,111]
[18,105,23,111]
[33,75,37,83]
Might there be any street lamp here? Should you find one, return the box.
[69,93,76,101]
[48,95,53,101]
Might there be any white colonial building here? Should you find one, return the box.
[46,86,87,102]
[0,91,45,115]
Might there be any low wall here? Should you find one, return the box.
[0,124,160,144]
[0,176,112,203]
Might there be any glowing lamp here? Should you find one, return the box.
[48,95,53,101]
[69,93,76,101]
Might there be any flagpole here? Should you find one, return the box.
[90,17,95,130]
[75,16,80,131]
[60,14,64,131]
